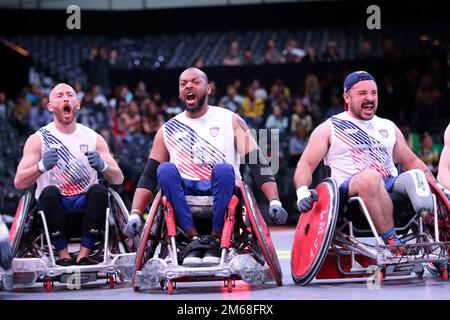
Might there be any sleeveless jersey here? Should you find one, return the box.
[35,122,98,199]
[162,106,241,185]
[324,112,398,187]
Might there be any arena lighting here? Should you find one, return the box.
[1,39,29,56]
[419,35,430,41]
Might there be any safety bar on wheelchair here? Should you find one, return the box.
[432,194,439,243]
[347,197,384,246]
[103,208,110,264]
[162,196,178,267]
[38,210,56,268]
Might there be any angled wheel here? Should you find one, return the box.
[239,182,283,286]
[291,178,340,285]
[10,191,34,258]
[132,191,163,289]
[108,188,140,253]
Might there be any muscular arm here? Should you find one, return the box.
[14,134,43,190]
[96,134,124,185]
[233,114,279,201]
[437,124,450,189]
[131,127,169,213]
[392,125,436,182]
[293,122,330,188]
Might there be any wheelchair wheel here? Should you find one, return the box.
[291,178,340,285]
[427,178,450,253]
[10,191,34,257]
[108,188,140,253]
[239,182,283,286]
[132,191,164,290]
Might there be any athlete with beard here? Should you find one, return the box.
[125,67,287,266]
[293,71,436,256]
[14,83,123,266]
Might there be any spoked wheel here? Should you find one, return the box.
[239,182,283,286]
[132,191,163,289]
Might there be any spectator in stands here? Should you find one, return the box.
[74,81,85,102]
[355,40,373,59]
[109,48,120,67]
[290,98,313,134]
[208,80,219,106]
[0,91,12,120]
[251,79,268,101]
[302,74,322,124]
[92,85,108,109]
[281,38,305,63]
[398,120,421,155]
[134,81,150,102]
[322,94,343,121]
[166,96,183,119]
[241,47,258,65]
[417,132,442,175]
[322,40,341,62]
[29,96,52,132]
[265,104,289,134]
[120,100,142,137]
[223,40,242,66]
[82,45,99,89]
[25,85,41,106]
[12,93,32,134]
[289,126,309,166]
[141,100,164,138]
[242,84,265,128]
[218,83,243,113]
[302,45,321,63]
[262,39,283,64]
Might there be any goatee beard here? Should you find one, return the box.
[184,94,207,113]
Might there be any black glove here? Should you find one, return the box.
[38,148,59,172]
[268,200,288,224]
[296,186,319,214]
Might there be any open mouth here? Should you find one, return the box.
[63,105,71,115]
[186,92,196,102]
[362,103,374,111]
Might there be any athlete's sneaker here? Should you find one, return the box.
[202,237,221,265]
[182,248,205,266]
[384,235,406,257]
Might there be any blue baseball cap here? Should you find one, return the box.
[343,71,376,110]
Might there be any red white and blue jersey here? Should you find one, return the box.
[324,112,398,187]
[162,106,241,185]
[35,122,98,199]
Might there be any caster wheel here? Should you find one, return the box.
[227,279,233,293]
[109,275,115,289]
[167,280,174,295]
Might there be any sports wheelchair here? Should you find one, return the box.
[5,187,138,292]
[132,181,282,294]
[291,175,450,286]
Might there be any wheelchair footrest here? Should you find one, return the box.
[135,254,273,290]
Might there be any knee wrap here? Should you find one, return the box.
[392,169,433,215]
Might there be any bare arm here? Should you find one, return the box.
[14,134,43,190]
[293,122,331,189]
[232,114,279,201]
[437,124,450,189]
[131,127,169,213]
[392,125,436,181]
[96,134,124,185]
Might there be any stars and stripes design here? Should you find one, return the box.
[330,117,392,177]
[39,128,93,196]
[164,119,226,180]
